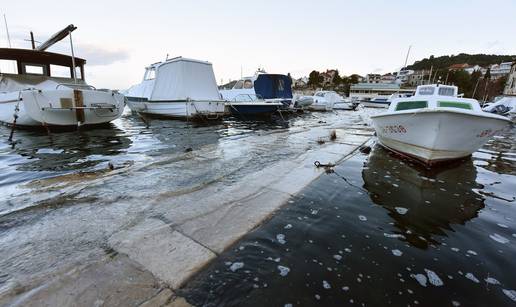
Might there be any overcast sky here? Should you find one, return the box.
[1,0,515,89]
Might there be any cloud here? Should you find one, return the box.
[74,44,130,66]
[373,67,383,73]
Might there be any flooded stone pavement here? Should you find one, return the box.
[181,128,516,306]
[0,110,373,305]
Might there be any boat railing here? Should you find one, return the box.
[56,83,96,90]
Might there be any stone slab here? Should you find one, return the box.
[109,219,216,289]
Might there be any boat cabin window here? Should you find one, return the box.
[438,87,455,97]
[0,59,17,74]
[243,80,254,89]
[144,68,156,80]
[395,100,428,111]
[417,86,435,95]
[315,92,325,97]
[22,63,47,75]
[50,64,71,78]
[438,101,472,110]
[233,80,244,89]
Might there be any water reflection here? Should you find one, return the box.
[362,145,485,249]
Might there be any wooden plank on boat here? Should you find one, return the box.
[74,89,85,123]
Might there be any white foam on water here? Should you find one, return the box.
[284,304,293,307]
[466,250,477,256]
[425,269,444,286]
[513,234,516,238]
[358,215,367,221]
[395,207,408,215]
[315,294,321,300]
[229,262,244,272]
[391,249,403,256]
[284,224,293,230]
[384,233,406,239]
[452,301,461,306]
[497,223,509,228]
[276,234,286,245]
[266,257,281,262]
[333,255,343,261]
[412,274,427,287]
[342,286,350,291]
[490,233,509,244]
[311,209,318,215]
[451,247,460,252]
[344,248,352,253]
[485,277,500,285]
[465,273,480,283]
[503,289,516,302]
[323,280,331,289]
[278,265,290,277]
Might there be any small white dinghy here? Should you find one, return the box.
[0,25,124,128]
[125,57,226,120]
[371,84,511,164]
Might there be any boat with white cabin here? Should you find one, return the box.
[0,25,124,128]
[125,57,226,120]
[371,84,511,164]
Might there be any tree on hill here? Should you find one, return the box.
[406,54,515,71]
[333,70,343,87]
[308,70,322,88]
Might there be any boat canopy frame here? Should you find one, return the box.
[0,48,86,80]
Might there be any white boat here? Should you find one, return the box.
[359,93,411,109]
[483,96,516,123]
[0,25,124,128]
[125,57,226,120]
[219,70,294,110]
[370,84,511,164]
[308,91,344,111]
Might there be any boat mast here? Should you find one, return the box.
[403,45,411,69]
[3,14,12,48]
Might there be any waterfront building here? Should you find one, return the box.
[349,82,415,101]
[504,62,516,95]
[489,62,513,79]
[365,73,381,83]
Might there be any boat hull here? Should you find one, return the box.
[0,89,125,127]
[226,102,281,116]
[371,110,510,164]
[127,98,226,119]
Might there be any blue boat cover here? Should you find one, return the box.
[254,74,293,99]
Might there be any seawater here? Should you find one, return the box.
[182,127,516,306]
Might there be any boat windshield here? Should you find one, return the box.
[144,68,156,80]
[418,86,435,95]
[438,87,455,97]
[233,80,244,89]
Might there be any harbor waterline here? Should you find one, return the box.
[182,128,516,306]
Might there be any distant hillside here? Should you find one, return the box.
[406,53,515,70]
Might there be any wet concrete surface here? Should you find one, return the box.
[0,110,371,305]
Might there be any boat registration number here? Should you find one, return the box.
[476,129,503,138]
[381,125,407,134]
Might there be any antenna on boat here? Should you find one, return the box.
[30,31,35,49]
[3,14,12,48]
[166,53,169,61]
